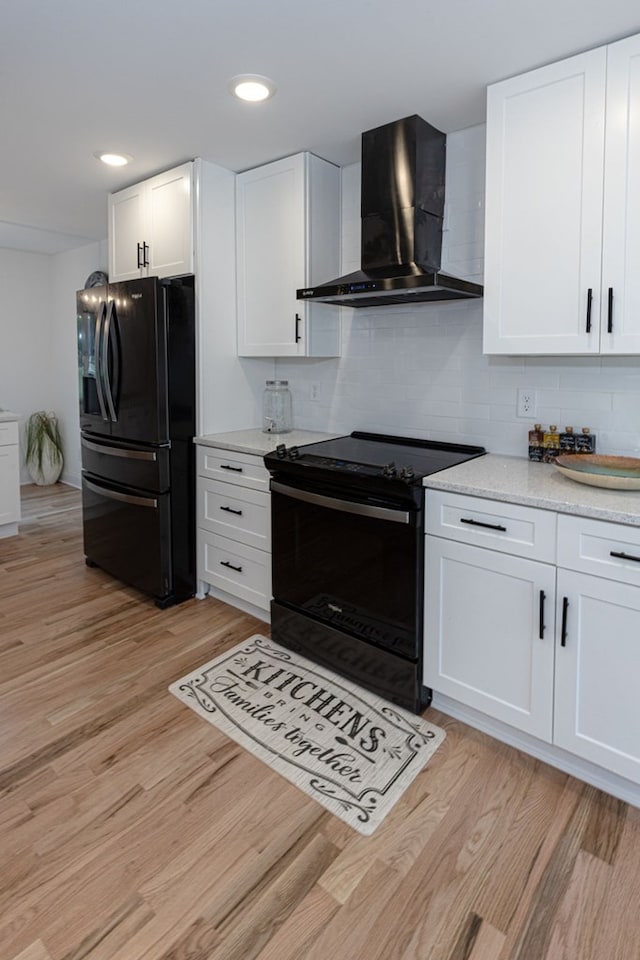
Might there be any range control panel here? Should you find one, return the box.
[274,444,415,481]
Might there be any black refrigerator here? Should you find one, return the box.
[76,274,196,607]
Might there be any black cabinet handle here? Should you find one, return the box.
[295,313,302,343]
[460,517,507,532]
[137,243,143,268]
[610,550,640,564]
[143,242,150,267]
[220,464,243,472]
[539,590,546,639]
[586,287,593,333]
[560,596,569,647]
[220,560,242,573]
[220,505,243,516]
[607,287,613,333]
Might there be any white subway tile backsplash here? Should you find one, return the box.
[274,126,640,458]
[538,390,613,413]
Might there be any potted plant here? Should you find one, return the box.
[25,411,64,485]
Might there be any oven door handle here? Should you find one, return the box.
[270,480,411,524]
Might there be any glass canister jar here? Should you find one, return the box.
[262,380,293,433]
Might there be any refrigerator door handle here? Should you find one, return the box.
[103,300,119,422]
[84,477,158,509]
[94,302,109,421]
[81,437,158,461]
[109,298,121,416]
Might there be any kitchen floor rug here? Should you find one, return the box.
[169,635,445,835]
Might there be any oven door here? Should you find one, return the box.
[270,479,422,659]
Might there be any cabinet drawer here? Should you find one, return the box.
[198,531,271,611]
[557,514,640,587]
[197,478,270,550]
[196,445,269,492]
[426,490,556,562]
[0,421,18,446]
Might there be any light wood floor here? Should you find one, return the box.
[1,484,639,960]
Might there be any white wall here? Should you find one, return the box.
[0,248,53,481]
[0,242,105,486]
[276,124,640,457]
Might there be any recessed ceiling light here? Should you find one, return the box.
[228,74,277,103]
[94,151,133,167]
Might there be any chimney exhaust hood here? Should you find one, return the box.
[297,114,483,308]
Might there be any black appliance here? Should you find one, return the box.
[265,432,485,712]
[297,115,483,308]
[76,274,196,608]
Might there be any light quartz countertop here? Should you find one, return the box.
[424,453,640,527]
[0,411,19,423]
[194,428,344,457]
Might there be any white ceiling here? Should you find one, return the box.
[2,0,639,254]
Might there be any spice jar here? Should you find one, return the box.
[528,424,544,461]
[576,427,596,454]
[559,426,576,452]
[543,424,560,463]
[262,380,293,434]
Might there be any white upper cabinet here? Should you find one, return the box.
[484,33,640,355]
[236,152,341,357]
[108,162,194,282]
[601,34,640,354]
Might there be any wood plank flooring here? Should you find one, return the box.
[1,484,638,960]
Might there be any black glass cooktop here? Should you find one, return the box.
[264,431,486,491]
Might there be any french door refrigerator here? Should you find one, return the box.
[77,274,195,607]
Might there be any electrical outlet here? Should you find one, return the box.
[517,389,537,418]
[310,382,322,402]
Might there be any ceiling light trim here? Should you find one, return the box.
[94,151,134,167]
[227,74,277,103]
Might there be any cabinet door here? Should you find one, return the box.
[147,162,194,279]
[601,33,640,354]
[424,536,556,740]
[483,48,607,355]
[236,153,308,357]
[0,443,20,526]
[554,569,640,784]
[108,182,146,283]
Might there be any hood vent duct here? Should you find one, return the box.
[297,114,483,307]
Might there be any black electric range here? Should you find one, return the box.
[265,432,486,712]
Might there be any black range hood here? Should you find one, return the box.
[297,114,483,308]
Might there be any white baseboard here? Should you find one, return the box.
[197,582,270,625]
[432,692,640,809]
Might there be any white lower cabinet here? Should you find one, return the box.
[425,536,556,740]
[425,491,557,741]
[554,516,640,784]
[196,444,271,614]
[425,490,640,792]
[0,419,20,537]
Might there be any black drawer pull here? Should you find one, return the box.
[220,505,243,516]
[220,560,243,573]
[586,287,593,333]
[560,596,569,647]
[460,517,507,532]
[295,312,302,343]
[607,287,613,333]
[610,550,640,564]
[220,464,243,472]
[539,590,546,639]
